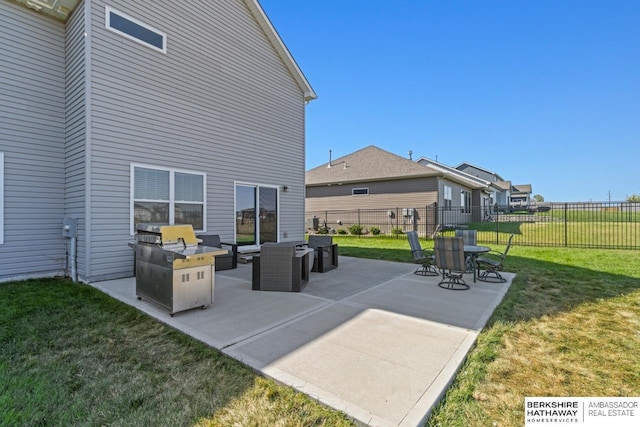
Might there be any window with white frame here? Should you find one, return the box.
[443,185,452,210]
[105,6,167,53]
[131,164,205,234]
[352,187,369,196]
[0,153,4,244]
[461,190,471,214]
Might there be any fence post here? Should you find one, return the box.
[358,208,361,239]
[564,203,568,247]
[495,205,500,245]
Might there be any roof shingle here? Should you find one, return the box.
[306,146,441,185]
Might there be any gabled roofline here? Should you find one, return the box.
[455,161,505,181]
[245,0,317,102]
[306,171,445,187]
[416,156,491,189]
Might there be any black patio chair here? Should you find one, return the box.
[476,234,514,283]
[433,236,469,290]
[407,229,438,276]
[308,235,338,272]
[196,233,238,271]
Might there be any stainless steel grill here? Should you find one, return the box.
[130,223,228,316]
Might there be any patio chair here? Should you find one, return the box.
[308,235,338,272]
[407,230,438,276]
[196,233,238,271]
[251,243,311,292]
[455,229,477,245]
[433,236,469,290]
[476,234,514,283]
[455,229,477,271]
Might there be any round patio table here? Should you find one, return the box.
[464,245,490,282]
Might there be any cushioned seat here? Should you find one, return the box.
[251,242,311,292]
[196,233,237,271]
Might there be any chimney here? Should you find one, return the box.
[327,149,332,168]
[408,150,413,160]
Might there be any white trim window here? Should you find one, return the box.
[131,164,205,234]
[105,6,167,53]
[352,187,369,196]
[444,185,452,210]
[461,190,471,214]
[0,153,4,244]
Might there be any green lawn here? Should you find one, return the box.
[2,237,639,426]
[0,279,353,426]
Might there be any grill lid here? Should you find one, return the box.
[135,223,199,247]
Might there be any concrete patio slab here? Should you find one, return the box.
[91,256,514,426]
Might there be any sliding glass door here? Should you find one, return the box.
[235,184,278,246]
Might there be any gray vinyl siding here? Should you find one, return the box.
[65,1,88,279]
[438,178,466,208]
[306,178,439,212]
[438,178,473,224]
[0,2,66,281]
[84,0,306,280]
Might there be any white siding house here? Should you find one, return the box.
[0,0,316,283]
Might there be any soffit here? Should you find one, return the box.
[11,0,80,21]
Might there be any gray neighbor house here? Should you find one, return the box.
[305,146,494,230]
[455,162,533,208]
[305,146,534,233]
[0,0,316,283]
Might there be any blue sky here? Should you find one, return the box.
[259,0,639,202]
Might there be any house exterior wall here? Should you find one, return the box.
[83,0,306,281]
[494,190,510,206]
[0,2,67,282]
[65,0,88,279]
[306,177,439,212]
[0,0,309,283]
[437,178,473,225]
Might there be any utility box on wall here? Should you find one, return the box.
[62,217,77,238]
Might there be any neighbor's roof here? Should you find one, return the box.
[455,162,505,181]
[306,146,442,186]
[512,184,532,194]
[415,156,490,189]
[494,180,513,191]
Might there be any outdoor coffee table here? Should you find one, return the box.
[464,245,490,282]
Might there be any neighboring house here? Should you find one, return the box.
[415,156,495,216]
[455,162,532,208]
[492,180,513,207]
[0,0,316,283]
[305,146,487,231]
[510,184,533,208]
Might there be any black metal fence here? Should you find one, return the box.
[306,202,640,250]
